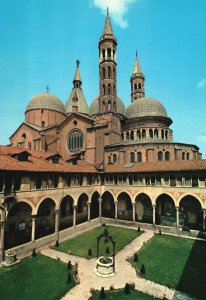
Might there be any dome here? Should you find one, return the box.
[26,93,66,114]
[90,96,126,116]
[126,97,168,119]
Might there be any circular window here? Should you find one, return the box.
[67,130,83,152]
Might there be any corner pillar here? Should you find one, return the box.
[54,210,60,240]
[176,207,179,228]
[152,204,156,225]
[99,198,102,223]
[203,209,206,231]
[114,201,118,220]
[0,221,5,262]
[31,214,37,242]
[73,206,77,227]
[87,203,91,222]
[132,203,136,222]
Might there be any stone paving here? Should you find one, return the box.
[41,229,196,300]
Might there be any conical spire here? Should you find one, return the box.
[73,60,81,83]
[133,51,142,75]
[102,8,114,35]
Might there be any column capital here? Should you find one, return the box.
[132,202,136,206]
[98,198,102,204]
[73,205,77,209]
[152,204,156,208]
[31,214,37,218]
[175,206,179,210]
[87,203,91,207]
[54,209,59,214]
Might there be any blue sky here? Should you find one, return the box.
[0,0,206,156]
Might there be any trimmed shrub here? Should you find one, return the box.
[88,248,92,256]
[159,229,162,235]
[67,260,72,270]
[140,264,145,275]
[124,283,130,294]
[109,284,115,291]
[90,288,96,295]
[55,240,59,247]
[67,272,72,283]
[138,226,140,232]
[99,287,106,299]
[129,282,135,290]
[32,249,37,257]
[134,253,138,262]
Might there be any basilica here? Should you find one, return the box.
[0,12,205,261]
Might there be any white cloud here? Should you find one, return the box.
[197,79,206,89]
[91,0,138,28]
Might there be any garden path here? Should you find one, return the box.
[41,230,195,300]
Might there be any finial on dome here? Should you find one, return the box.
[136,50,138,57]
[76,59,80,67]
[107,7,109,15]
[46,85,50,94]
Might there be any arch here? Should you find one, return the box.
[179,195,203,230]
[108,66,111,78]
[117,192,132,221]
[113,154,117,163]
[135,193,152,224]
[134,83,137,91]
[137,152,142,162]
[5,202,32,249]
[108,83,111,95]
[36,198,55,239]
[158,151,163,161]
[108,156,112,164]
[102,84,106,95]
[121,132,124,141]
[142,129,146,139]
[165,130,168,140]
[138,83,142,89]
[59,195,74,230]
[186,153,190,160]
[182,152,185,160]
[107,48,111,58]
[165,151,170,161]
[126,131,129,140]
[130,130,134,140]
[113,85,116,95]
[102,49,105,59]
[108,101,111,111]
[76,193,88,225]
[130,152,135,163]
[102,67,106,79]
[156,194,176,226]
[161,129,164,139]
[137,130,141,139]
[102,191,115,218]
[149,129,153,139]
[154,129,158,139]
[90,191,100,220]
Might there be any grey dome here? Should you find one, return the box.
[90,96,126,116]
[26,93,66,114]
[126,97,167,119]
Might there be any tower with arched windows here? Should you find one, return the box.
[130,53,145,101]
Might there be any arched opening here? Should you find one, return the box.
[121,132,124,141]
[102,49,105,59]
[179,196,203,230]
[117,192,132,221]
[149,129,153,139]
[186,153,190,160]
[5,202,32,249]
[103,84,106,95]
[113,101,116,111]
[108,83,111,95]
[108,156,112,164]
[108,66,111,78]
[113,85,116,95]
[165,151,170,161]
[137,152,142,162]
[182,152,185,160]
[137,130,141,139]
[165,130,168,140]
[107,48,111,58]
[134,83,137,91]
[161,129,164,139]
[102,192,115,218]
[59,196,74,230]
[126,131,129,140]
[130,131,134,140]
[103,67,106,79]
[154,129,158,139]
[36,198,55,239]
[158,151,163,161]
[113,154,117,163]
[142,129,146,139]
[90,192,100,220]
[130,152,135,163]
[156,194,176,226]
[76,194,88,225]
[135,193,152,223]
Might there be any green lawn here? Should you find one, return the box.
[133,234,206,300]
[0,255,75,300]
[55,225,142,258]
[89,289,160,299]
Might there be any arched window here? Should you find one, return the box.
[182,152,185,160]
[130,131,134,140]
[161,129,164,139]
[186,153,190,160]
[165,130,168,140]
[108,156,112,164]
[113,154,117,163]
[158,151,163,161]
[108,83,111,95]
[113,101,116,111]
[22,133,26,140]
[126,131,129,140]
[113,68,115,78]
[113,85,115,94]
[134,83,137,91]
[137,152,142,162]
[138,83,142,89]
[142,129,146,139]
[149,129,153,139]
[108,66,111,78]
[68,130,83,152]
[121,132,124,140]
[102,49,105,59]
[103,84,106,95]
[107,48,111,58]
[165,151,170,161]
[130,152,135,163]
[154,129,158,139]
[137,130,141,139]
[103,67,106,79]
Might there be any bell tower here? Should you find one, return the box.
[130,51,145,102]
[99,9,117,114]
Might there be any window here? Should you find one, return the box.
[103,67,106,79]
[161,129,164,139]
[137,130,141,139]
[165,151,170,161]
[107,48,111,58]
[108,101,111,110]
[165,130,168,139]
[154,129,158,139]
[130,152,135,163]
[102,49,105,59]
[186,153,190,160]
[68,130,83,152]
[102,84,106,95]
[149,129,153,139]
[108,66,111,78]
[138,83,142,89]
[137,152,142,162]
[108,83,111,95]
[130,131,134,140]
[142,129,146,139]
[182,152,185,160]
[108,156,112,164]
[158,151,163,161]
[113,154,117,163]
[134,83,137,91]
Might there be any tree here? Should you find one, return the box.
[124,283,130,294]
[99,287,106,299]
[67,260,72,270]
[134,253,138,262]
[67,272,72,283]
[32,249,37,257]
[140,264,145,274]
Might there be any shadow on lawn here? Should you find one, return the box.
[173,232,206,300]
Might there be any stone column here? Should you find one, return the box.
[99,198,102,223]
[115,202,118,220]
[73,206,77,227]
[0,222,5,262]
[31,215,36,242]
[54,210,60,240]
[203,209,206,231]
[176,207,179,228]
[152,204,156,225]
[87,203,91,222]
[132,203,136,222]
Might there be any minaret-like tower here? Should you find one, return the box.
[130,52,145,101]
[99,9,117,113]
